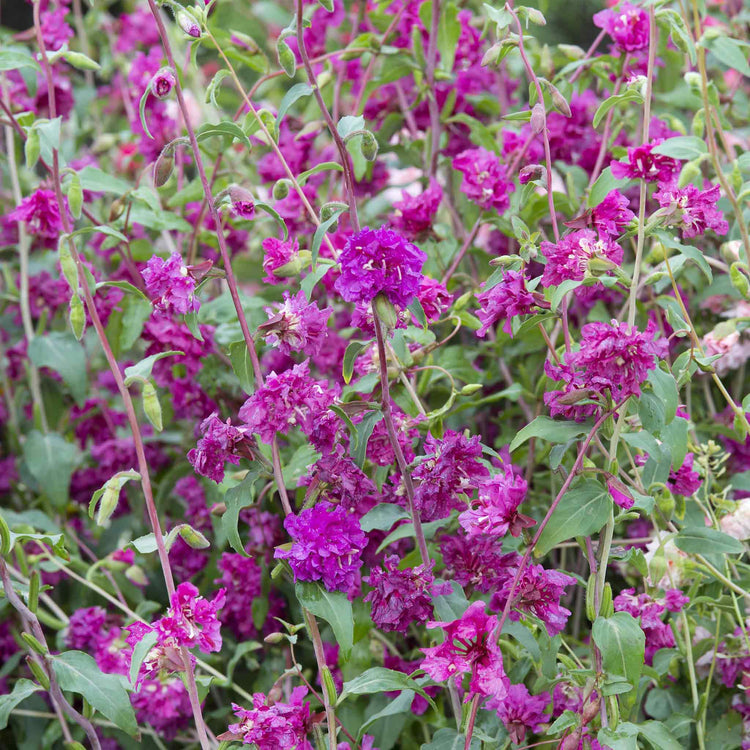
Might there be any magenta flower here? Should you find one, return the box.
[187,413,249,484]
[667,452,702,496]
[40,6,75,51]
[476,270,548,337]
[228,185,256,219]
[239,360,336,444]
[163,582,226,653]
[593,2,650,52]
[607,480,635,510]
[389,179,443,239]
[440,533,519,593]
[421,601,510,702]
[416,277,453,322]
[654,183,728,238]
[488,683,550,745]
[141,252,199,316]
[664,589,690,613]
[590,190,635,237]
[334,226,427,308]
[262,236,301,284]
[364,556,450,633]
[259,290,332,357]
[610,141,681,183]
[491,564,576,636]
[459,468,535,538]
[540,229,623,288]
[453,147,514,213]
[275,501,367,595]
[614,588,675,663]
[8,189,66,240]
[413,430,490,522]
[222,688,312,748]
[150,67,176,99]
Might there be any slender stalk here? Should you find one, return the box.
[441,217,482,285]
[425,0,442,177]
[626,6,656,329]
[373,313,431,566]
[463,693,481,750]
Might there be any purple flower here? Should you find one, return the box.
[163,582,226,653]
[8,189,66,240]
[334,226,427,308]
[259,290,332,357]
[614,588,675,663]
[663,589,689,612]
[413,430,490,522]
[66,607,110,652]
[239,360,336,444]
[364,556,450,633]
[667,452,702,496]
[131,678,192,741]
[610,141,681,183]
[215,553,263,640]
[275,501,367,595]
[421,601,510,702]
[300,450,377,512]
[459,468,535,538]
[476,271,548,337]
[141,252,199,316]
[222,688,312,749]
[440,532,519,593]
[488,683,550,745]
[262,237,301,284]
[607,480,635,510]
[491,564,576,636]
[389,179,443,239]
[593,3,650,52]
[227,185,256,219]
[654,183,728,238]
[540,229,623,288]
[416,277,453,322]
[40,6,74,51]
[453,147,514,213]
[150,67,176,99]
[590,190,635,236]
[187,413,249,484]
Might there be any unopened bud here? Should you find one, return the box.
[264,632,286,644]
[27,658,50,690]
[176,9,201,38]
[360,131,378,162]
[273,178,291,201]
[523,7,546,25]
[109,197,126,222]
[519,164,546,184]
[530,102,545,134]
[549,84,571,117]
[69,293,85,340]
[154,147,175,188]
[150,67,177,100]
[142,380,163,432]
[581,696,600,725]
[21,632,47,656]
[460,383,482,395]
[125,565,148,587]
[373,293,398,330]
[178,524,211,549]
[227,185,255,219]
[320,201,348,223]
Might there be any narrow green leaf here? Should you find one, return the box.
[223,470,262,555]
[651,136,707,160]
[675,526,744,555]
[276,82,313,125]
[339,667,435,709]
[343,341,367,384]
[129,629,158,686]
[123,350,183,386]
[22,431,78,509]
[295,581,353,658]
[509,415,591,452]
[196,121,252,149]
[359,503,410,532]
[0,679,42,729]
[28,332,88,404]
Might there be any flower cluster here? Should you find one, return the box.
[453,147,514,213]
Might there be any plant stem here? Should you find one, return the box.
[463,693,481,750]
[425,0,441,177]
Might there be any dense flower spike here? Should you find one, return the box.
[141,252,199,316]
[334,225,427,308]
[275,501,367,594]
[421,601,510,701]
[453,147,514,213]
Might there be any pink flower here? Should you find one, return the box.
[593,3,650,52]
[590,190,635,236]
[150,67,177,99]
[421,601,510,701]
[187,413,250,484]
[476,270,548,337]
[389,179,443,239]
[541,230,623,288]
[667,452,702,496]
[453,147,514,213]
[141,252,199,316]
[608,480,635,510]
[262,237,300,284]
[259,290,332,357]
[164,582,226,653]
[416,277,453,322]
[489,683,550,744]
[610,141,681,183]
[654,183,728,238]
[8,189,66,241]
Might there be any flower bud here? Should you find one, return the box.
[69,293,85,340]
[125,565,148,587]
[176,9,201,38]
[150,67,177,100]
[549,84,571,117]
[142,380,163,432]
[109,197,127,222]
[27,658,50,690]
[360,131,379,162]
[21,632,47,656]
[273,178,291,201]
[154,147,175,188]
[581,696,600,725]
[530,102,546,134]
[373,293,398,330]
[263,632,286,644]
[460,383,482,396]
[519,164,546,184]
[227,185,255,219]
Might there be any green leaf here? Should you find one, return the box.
[359,690,414,738]
[77,166,131,195]
[138,87,153,140]
[205,69,231,108]
[129,629,158,686]
[28,332,88,404]
[123,351,183,386]
[647,366,678,425]
[422,728,480,750]
[51,651,137,736]
[592,89,643,129]
[339,667,435,709]
[119,296,153,352]
[254,200,289,240]
[377,516,450,553]
[276,82,313,125]
[22,431,78,509]
[674,526,744,555]
[337,115,365,138]
[432,581,470,622]
[638,720,683,750]
[509,415,591,452]
[295,581,353,659]
[196,121,252,149]
[297,161,344,186]
[0,49,41,72]
[359,503,410,532]
[0,679,42,729]
[95,279,148,300]
[535,478,612,556]
[222,470,262,555]
[351,411,383,468]
[228,341,254,394]
[592,612,645,693]
[651,136,707,160]
[588,167,630,208]
[343,341,367,384]
[703,35,750,78]
[312,205,347,266]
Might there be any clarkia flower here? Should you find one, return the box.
[262,236,301,284]
[590,190,635,237]
[389,179,443,239]
[259,290,332,357]
[666,452,702,496]
[421,600,510,701]
[610,141,681,183]
[593,2,650,52]
[416,277,453,322]
[8,189,66,241]
[476,270,548,337]
[488,683,550,745]
[453,147,514,213]
[275,501,367,595]
[150,67,176,99]
[540,229,623,288]
[141,252,199,316]
[187,413,250,484]
[654,183,728,238]
[364,556,450,633]
[334,225,427,308]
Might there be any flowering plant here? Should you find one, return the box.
[1,0,749,749]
